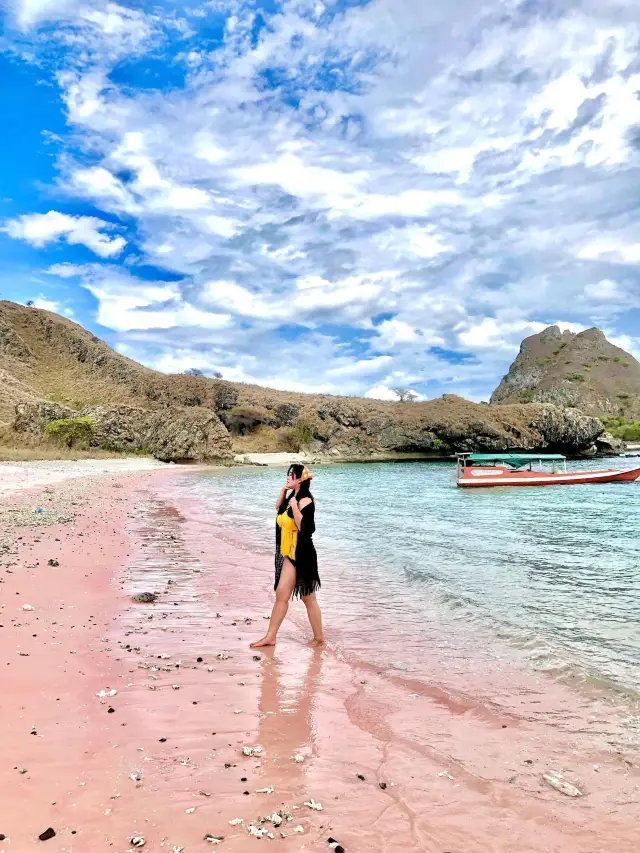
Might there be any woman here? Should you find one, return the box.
[250,464,323,648]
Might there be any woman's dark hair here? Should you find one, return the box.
[288,464,312,499]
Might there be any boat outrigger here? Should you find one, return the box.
[456,453,640,488]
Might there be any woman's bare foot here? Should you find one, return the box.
[307,637,325,648]
[250,636,276,648]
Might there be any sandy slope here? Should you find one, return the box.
[0,458,168,495]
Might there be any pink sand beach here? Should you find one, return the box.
[0,464,638,852]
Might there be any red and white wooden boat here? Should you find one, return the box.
[456,454,640,488]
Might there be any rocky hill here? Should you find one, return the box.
[491,325,640,418]
[0,301,607,462]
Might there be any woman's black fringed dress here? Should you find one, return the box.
[274,493,321,599]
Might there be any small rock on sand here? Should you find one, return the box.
[38,828,56,841]
[542,774,584,798]
[132,592,157,603]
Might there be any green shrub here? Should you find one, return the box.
[623,361,630,367]
[598,355,610,361]
[44,417,95,448]
[614,356,621,363]
[520,390,534,403]
[600,416,640,441]
[290,418,314,449]
[567,373,585,382]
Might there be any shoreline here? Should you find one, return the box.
[0,466,638,851]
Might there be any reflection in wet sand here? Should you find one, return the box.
[256,646,324,798]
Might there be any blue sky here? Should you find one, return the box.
[1,0,639,401]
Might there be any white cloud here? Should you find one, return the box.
[45,263,89,278]
[32,296,60,312]
[584,279,620,301]
[4,211,126,258]
[6,0,640,401]
[577,239,640,265]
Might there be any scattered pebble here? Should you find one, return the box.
[96,689,117,698]
[38,828,56,841]
[22,604,35,611]
[293,754,305,763]
[304,799,323,811]
[542,773,584,798]
[130,837,145,848]
[242,746,263,757]
[132,592,157,603]
[185,808,196,814]
[47,559,59,567]
[248,826,267,838]
[256,786,274,794]
[204,835,224,844]
[228,818,243,826]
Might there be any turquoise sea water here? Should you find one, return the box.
[174,458,640,704]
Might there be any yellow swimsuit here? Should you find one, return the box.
[277,511,299,561]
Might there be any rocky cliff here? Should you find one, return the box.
[491,325,640,418]
[0,301,607,461]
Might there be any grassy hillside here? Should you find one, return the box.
[0,301,606,460]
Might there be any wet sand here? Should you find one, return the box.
[0,470,638,852]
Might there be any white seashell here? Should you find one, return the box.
[542,774,583,797]
[256,786,274,794]
[228,818,243,826]
[293,754,305,763]
[131,837,145,847]
[303,799,323,811]
[96,689,118,698]
[22,604,35,611]
[294,825,304,833]
[185,807,196,814]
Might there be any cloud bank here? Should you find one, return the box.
[3,0,640,399]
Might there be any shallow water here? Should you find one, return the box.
[118,466,640,852]
[175,459,640,704]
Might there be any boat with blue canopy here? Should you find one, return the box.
[456,452,640,487]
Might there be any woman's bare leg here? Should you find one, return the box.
[301,592,324,646]
[250,559,296,648]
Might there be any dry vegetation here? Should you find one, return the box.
[0,301,609,459]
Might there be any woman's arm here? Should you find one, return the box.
[289,496,311,530]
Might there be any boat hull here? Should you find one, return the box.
[457,465,640,488]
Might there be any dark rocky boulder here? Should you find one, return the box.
[12,402,233,462]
